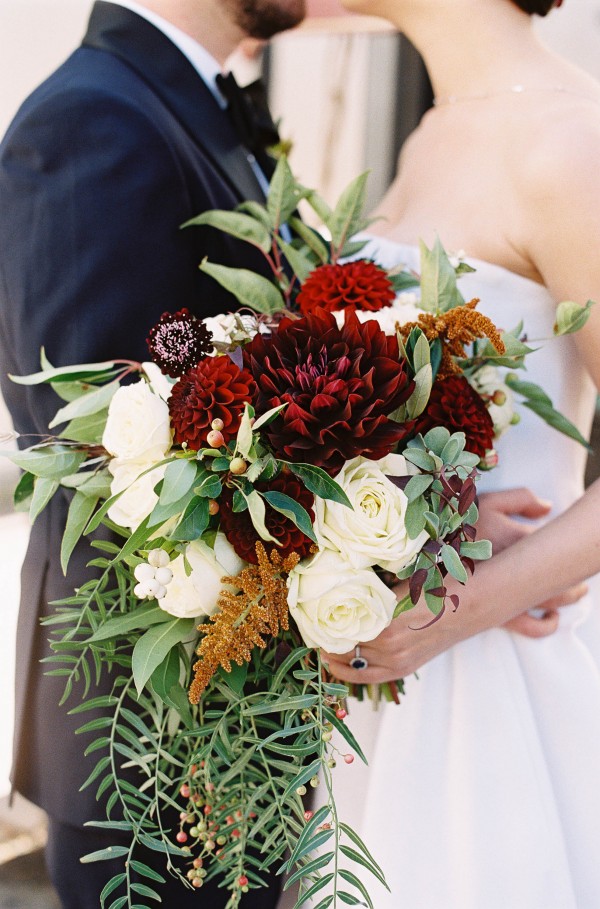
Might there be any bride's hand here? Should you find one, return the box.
[323,574,588,684]
[476,488,552,554]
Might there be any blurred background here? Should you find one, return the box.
[1,0,599,903]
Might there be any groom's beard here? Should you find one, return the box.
[229,0,306,39]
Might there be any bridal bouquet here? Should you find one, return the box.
[4,159,591,908]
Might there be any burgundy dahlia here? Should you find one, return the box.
[244,309,414,475]
[169,356,256,450]
[147,308,213,377]
[413,375,495,458]
[219,474,315,564]
[296,260,395,316]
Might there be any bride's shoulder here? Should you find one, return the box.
[513,98,600,204]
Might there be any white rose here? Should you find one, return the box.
[141,362,175,402]
[159,534,245,620]
[102,380,172,461]
[287,550,397,653]
[107,459,166,530]
[469,364,515,438]
[203,312,265,347]
[314,454,429,574]
[332,293,423,336]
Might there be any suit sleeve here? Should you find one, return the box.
[0,87,224,437]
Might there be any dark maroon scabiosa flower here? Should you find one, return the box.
[413,375,495,458]
[219,473,315,564]
[244,309,414,475]
[169,356,256,450]
[147,308,213,377]
[296,260,395,316]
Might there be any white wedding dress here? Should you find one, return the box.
[328,237,600,909]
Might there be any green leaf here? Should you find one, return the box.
[182,209,271,253]
[80,846,130,863]
[522,399,591,449]
[288,216,330,264]
[339,845,389,890]
[292,873,335,908]
[49,381,117,429]
[338,869,375,909]
[252,403,288,432]
[8,445,87,480]
[324,707,367,764]
[193,473,222,499]
[403,448,437,473]
[262,490,317,543]
[327,171,369,252]
[61,470,112,498]
[422,426,451,455]
[554,299,595,336]
[419,236,463,313]
[85,606,171,643]
[282,758,322,800]
[13,470,35,509]
[404,495,427,538]
[440,543,468,583]
[504,374,552,407]
[60,409,109,444]
[287,804,331,869]
[242,489,278,544]
[460,540,492,560]
[284,852,334,890]
[130,882,161,901]
[267,156,306,226]
[276,237,315,283]
[159,458,198,507]
[405,363,433,420]
[61,491,99,574]
[168,495,210,542]
[127,861,166,884]
[412,331,431,372]
[404,474,433,502]
[284,462,352,507]
[218,661,248,695]
[389,270,420,293]
[199,259,285,315]
[29,476,59,523]
[100,874,127,907]
[9,359,117,385]
[132,618,194,695]
[236,404,256,459]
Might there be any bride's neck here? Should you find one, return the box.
[392,1,547,102]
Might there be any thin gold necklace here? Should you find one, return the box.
[433,84,596,107]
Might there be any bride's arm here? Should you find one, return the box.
[324,476,600,684]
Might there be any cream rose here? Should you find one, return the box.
[107,459,166,530]
[287,550,397,653]
[102,379,172,461]
[314,454,429,574]
[159,534,245,620]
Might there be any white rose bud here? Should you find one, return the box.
[102,379,172,461]
[314,454,429,574]
[287,550,397,654]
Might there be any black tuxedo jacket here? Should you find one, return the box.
[0,2,274,827]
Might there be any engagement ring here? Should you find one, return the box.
[349,645,368,670]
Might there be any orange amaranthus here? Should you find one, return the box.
[189,543,299,703]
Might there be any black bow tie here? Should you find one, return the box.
[216,72,280,164]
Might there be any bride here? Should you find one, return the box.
[321,0,600,906]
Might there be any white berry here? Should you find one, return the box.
[134,582,148,598]
[154,567,173,586]
[134,563,155,583]
[148,548,170,568]
[154,584,167,600]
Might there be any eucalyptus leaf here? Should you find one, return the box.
[405,363,433,419]
[236,404,255,459]
[168,495,210,542]
[241,489,278,544]
[412,331,431,372]
[460,540,492,560]
[60,409,109,444]
[288,216,330,264]
[199,260,285,315]
[86,604,171,642]
[29,476,59,523]
[267,156,306,226]
[61,490,100,574]
[276,237,315,283]
[522,400,591,449]
[504,375,552,406]
[49,381,117,429]
[440,543,468,583]
[9,359,118,386]
[403,473,433,502]
[13,471,34,509]
[159,459,198,507]
[389,271,420,292]
[9,446,87,480]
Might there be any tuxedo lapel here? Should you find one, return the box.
[82,1,266,203]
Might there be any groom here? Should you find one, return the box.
[0,1,304,905]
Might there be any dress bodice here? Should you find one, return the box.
[360,235,597,513]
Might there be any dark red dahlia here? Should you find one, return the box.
[147,308,213,377]
[413,375,495,458]
[296,260,395,316]
[169,356,256,450]
[219,474,315,564]
[244,309,414,475]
